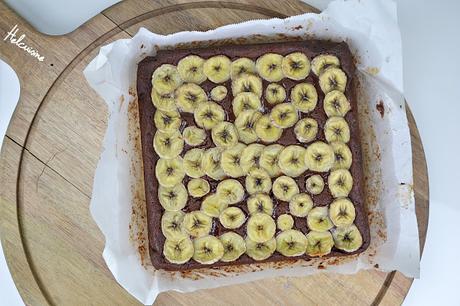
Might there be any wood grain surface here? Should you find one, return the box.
[0,0,428,305]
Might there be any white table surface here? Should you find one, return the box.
[1,0,460,305]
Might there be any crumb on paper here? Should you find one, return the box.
[376,100,385,118]
[291,25,303,31]
[366,67,380,75]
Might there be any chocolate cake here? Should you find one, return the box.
[137,40,370,271]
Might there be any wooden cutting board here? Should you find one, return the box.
[0,0,428,305]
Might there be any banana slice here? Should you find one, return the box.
[151,90,176,112]
[154,109,181,132]
[282,52,310,80]
[231,57,256,79]
[194,101,225,130]
[265,83,286,105]
[183,211,212,238]
[221,143,247,178]
[246,237,276,261]
[294,118,318,143]
[272,176,299,202]
[235,110,262,144]
[329,198,356,227]
[156,157,185,187]
[152,64,182,95]
[290,83,318,113]
[203,55,231,83]
[247,213,276,243]
[211,121,239,148]
[232,74,263,97]
[183,148,205,178]
[177,55,206,84]
[260,144,283,177]
[307,206,333,232]
[232,92,262,117]
[219,206,246,229]
[216,179,245,204]
[328,169,353,198]
[187,178,210,198]
[278,145,308,177]
[304,141,334,172]
[254,115,283,143]
[158,183,188,211]
[319,67,347,94]
[289,193,313,217]
[331,142,353,170]
[247,193,274,215]
[153,130,184,159]
[219,232,246,262]
[183,126,206,147]
[201,194,228,217]
[324,117,350,143]
[256,53,284,82]
[163,234,194,264]
[161,211,185,239]
[311,54,340,76]
[202,147,226,180]
[324,90,351,117]
[175,83,207,113]
[277,214,294,231]
[270,103,298,128]
[276,229,307,257]
[193,235,224,264]
[240,143,264,173]
[245,168,272,195]
[210,85,228,102]
[305,230,334,257]
[332,224,363,252]
[305,175,325,195]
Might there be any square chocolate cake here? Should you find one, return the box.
[137,40,370,271]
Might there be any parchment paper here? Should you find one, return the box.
[84,0,419,304]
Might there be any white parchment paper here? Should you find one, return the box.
[84,0,420,304]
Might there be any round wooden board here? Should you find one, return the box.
[0,0,428,305]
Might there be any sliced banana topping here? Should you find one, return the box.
[235,110,262,144]
[183,126,206,147]
[203,55,231,83]
[319,67,347,94]
[156,157,185,187]
[175,83,207,113]
[221,143,247,178]
[270,103,298,128]
[254,115,283,143]
[219,206,246,229]
[183,211,212,238]
[153,130,184,159]
[260,144,283,177]
[219,232,246,262]
[278,145,308,177]
[216,179,245,204]
[277,214,294,231]
[331,142,353,170]
[276,229,307,257]
[324,117,350,143]
[231,57,256,79]
[187,178,210,198]
[232,92,262,117]
[177,55,206,84]
[201,194,228,217]
[183,148,205,178]
[211,121,239,148]
[245,168,272,195]
[163,234,194,264]
[328,169,353,198]
[158,183,188,211]
[305,230,334,257]
[332,224,363,252]
[294,118,318,143]
[202,147,226,180]
[307,206,333,232]
[247,213,276,243]
[240,143,264,172]
[232,74,263,97]
[311,54,340,76]
[282,52,310,80]
[161,211,185,239]
[256,53,284,82]
[247,193,274,215]
[265,83,286,105]
[323,90,351,117]
[152,64,182,95]
[194,101,225,130]
[151,90,176,111]
[246,237,276,261]
[304,141,335,172]
[289,193,313,217]
[290,83,318,113]
[329,198,356,227]
[210,85,228,102]
[305,175,325,195]
[193,235,224,264]
[272,176,299,202]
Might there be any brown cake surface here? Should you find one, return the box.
[137,40,370,271]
